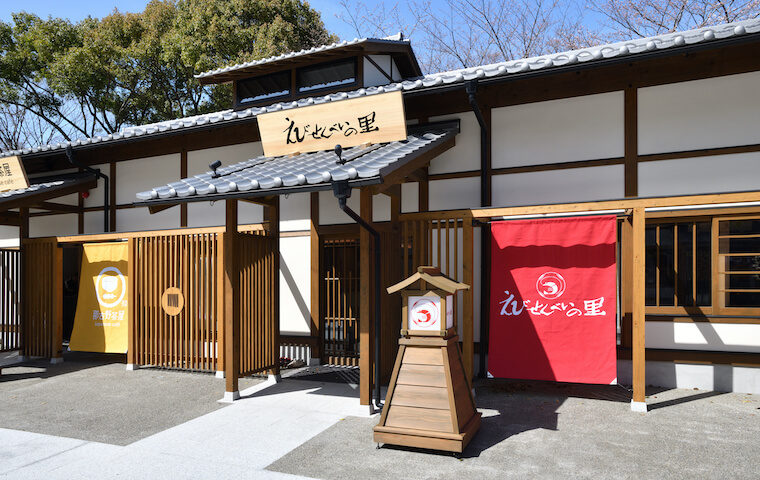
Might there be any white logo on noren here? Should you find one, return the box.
[536,272,566,300]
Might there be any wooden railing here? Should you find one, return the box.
[398,212,475,381]
[0,248,21,352]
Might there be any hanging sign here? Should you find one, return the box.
[257,91,407,157]
[70,242,129,353]
[488,216,618,385]
[0,155,29,192]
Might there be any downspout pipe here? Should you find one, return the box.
[466,79,490,378]
[65,146,110,233]
[331,179,383,414]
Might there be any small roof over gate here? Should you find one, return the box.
[134,121,459,207]
[0,171,97,213]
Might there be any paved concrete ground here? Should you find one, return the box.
[1,357,759,479]
[0,350,262,445]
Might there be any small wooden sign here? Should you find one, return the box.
[161,287,185,316]
[0,156,29,193]
[257,91,407,157]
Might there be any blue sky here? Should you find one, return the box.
[0,0,360,40]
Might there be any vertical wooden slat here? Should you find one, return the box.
[632,207,647,408]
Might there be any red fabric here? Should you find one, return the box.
[488,216,617,384]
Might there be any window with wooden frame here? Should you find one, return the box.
[644,215,760,317]
[715,216,760,315]
[645,220,712,314]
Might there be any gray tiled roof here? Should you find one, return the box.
[195,33,407,80]
[135,122,459,203]
[4,19,759,160]
[0,172,97,207]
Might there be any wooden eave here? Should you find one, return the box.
[0,173,97,223]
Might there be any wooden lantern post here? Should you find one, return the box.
[374,266,481,453]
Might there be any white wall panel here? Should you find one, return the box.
[279,235,311,335]
[429,177,480,211]
[428,112,480,174]
[115,206,180,233]
[639,152,760,197]
[401,182,419,213]
[492,165,624,207]
[646,321,760,353]
[117,154,180,205]
[0,226,19,247]
[30,214,78,238]
[186,142,263,177]
[639,71,760,155]
[186,200,263,228]
[373,193,391,222]
[319,189,360,225]
[492,92,624,168]
[280,193,310,231]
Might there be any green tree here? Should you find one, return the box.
[0,0,336,147]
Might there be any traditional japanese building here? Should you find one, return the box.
[2,20,760,411]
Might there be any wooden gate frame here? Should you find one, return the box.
[399,190,760,412]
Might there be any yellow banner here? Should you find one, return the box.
[69,243,129,353]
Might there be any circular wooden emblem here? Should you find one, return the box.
[161,287,185,316]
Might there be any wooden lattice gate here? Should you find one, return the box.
[21,239,62,358]
[0,248,22,353]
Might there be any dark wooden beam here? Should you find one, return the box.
[380,184,401,199]
[372,137,455,196]
[624,87,638,197]
[35,202,80,214]
[148,204,176,215]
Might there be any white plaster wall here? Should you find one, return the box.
[429,177,480,211]
[401,182,418,213]
[364,55,402,87]
[29,214,78,238]
[280,193,310,232]
[373,193,391,222]
[492,92,624,168]
[618,359,760,394]
[318,189,360,225]
[187,141,264,227]
[279,235,311,335]
[428,112,481,174]
[114,207,180,233]
[638,71,760,155]
[492,165,624,207]
[646,321,760,353]
[54,193,79,207]
[0,226,19,248]
[638,152,760,197]
[116,154,180,205]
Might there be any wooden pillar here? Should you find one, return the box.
[127,238,137,368]
[223,199,240,400]
[109,162,117,232]
[624,87,638,197]
[270,197,281,377]
[463,217,474,383]
[19,208,28,358]
[51,244,63,362]
[418,167,429,212]
[621,215,633,349]
[180,149,188,227]
[631,206,647,412]
[310,192,321,362]
[359,187,374,405]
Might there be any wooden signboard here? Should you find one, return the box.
[0,156,29,193]
[257,91,407,157]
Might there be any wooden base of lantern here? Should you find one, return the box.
[374,335,481,453]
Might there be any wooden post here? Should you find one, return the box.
[631,207,647,412]
[109,162,117,232]
[359,187,374,405]
[180,149,188,228]
[620,215,633,348]
[127,238,137,369]
[51,245,63,362]
[270,197,281,378]
[223,199,240,401]
[624,87,638,198]
[463,217,474,383]
[310,192,321,363]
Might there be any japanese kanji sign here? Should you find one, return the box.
[70,242,129,353]
[488,216,617,384]
[257,91,407,157]
[0,155,29,193]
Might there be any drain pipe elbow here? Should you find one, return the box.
[65,145,110,232]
